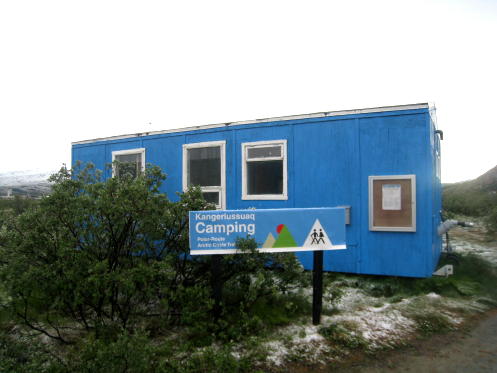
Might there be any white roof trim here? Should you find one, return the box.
[72,103,429,145]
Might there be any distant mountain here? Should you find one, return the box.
[473,165,497,191]
[444,165,497,193]
[443,165,497,217]
[0,170,53,198]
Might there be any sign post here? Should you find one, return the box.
[189,207,347,324]
[211,255,222,320]
[312,250,324,325]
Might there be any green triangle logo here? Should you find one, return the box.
[273,225,298,248]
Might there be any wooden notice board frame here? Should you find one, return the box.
[368,175,416,232]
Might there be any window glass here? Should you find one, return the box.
[435,136,441,180]
[202,191,220,205]
[187,147,221,187]
[247,160,283,195]
[243,141,286,199]
[247,146,281,159]
[115,153,142,178]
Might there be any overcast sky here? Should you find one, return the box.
[1,0,496,182]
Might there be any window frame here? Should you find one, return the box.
[111,148,146,178]
[368,174,416,232]
[182,140,226,210]
[435,134,441,180]
[242,139,288,200]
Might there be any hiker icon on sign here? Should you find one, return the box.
[310,229,326,245]
[318,229,325,244]
[311,229,318,244]
[304,219,334,249]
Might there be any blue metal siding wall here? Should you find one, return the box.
[72,144,107,173]
[72,108,437,277]
[142,135,185,200]
[292,118,361,274]
[429,115,443,273]
[358,112,432,277]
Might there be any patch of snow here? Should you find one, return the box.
[335,288,377,312]
[426,292,441,299]
[440,311,464,325]
[265,340,287,366]
[451,238,497,265]
[330,308,415,348]
[263,323,329,366]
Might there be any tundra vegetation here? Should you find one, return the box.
[0,164,496,372]
[442,165,497,235]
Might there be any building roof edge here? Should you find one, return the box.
[72,103,429,145]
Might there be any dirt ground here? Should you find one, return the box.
[279,308,497,373]
[325,307,496,373]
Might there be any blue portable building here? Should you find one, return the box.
[72,103,443,278]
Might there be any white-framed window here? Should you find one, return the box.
[183,141,226,209]
[368,174,416,232]
[112,148,145,179]
[242,140,287,200]
[435,134,441,180]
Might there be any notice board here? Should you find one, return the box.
[369,175,416,232]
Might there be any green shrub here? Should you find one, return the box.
[412,312,454,336]
[175,345,253,373]
[0,196,39,216]
[66,331,161,373]
[319,323,366,349]
[347,253,497,303]
[65,331,259,373]
[442,183,494,217]
[485,204,497,235]
[0,328,59,373]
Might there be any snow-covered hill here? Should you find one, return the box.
[0,170,53,186]
[0,170,54,197]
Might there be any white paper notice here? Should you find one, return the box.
[382,184,401,210]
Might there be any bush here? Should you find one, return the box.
[319,323,366,349]
[348,253,497,302]
[485,204,497,235]
[0,328,58,373]
[0,164,214,342]
[0,162,307,370]
[66,331,162,373]
[184,237,306,343]
[0,196,38,216]
[412,312,454,336]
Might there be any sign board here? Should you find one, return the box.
[189,207,346,255]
